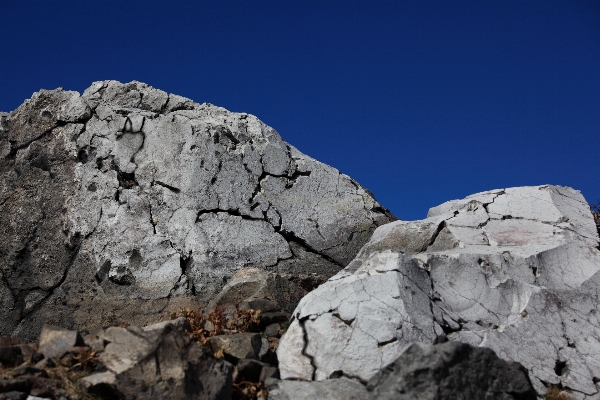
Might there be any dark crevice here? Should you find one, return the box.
[129,131,146,165]
[377,337,397,347]
[275,228,343,268]
[332,313,355,326]
[420,221,447,253]
[180,253,192,276]
[195,208,265,223]
[440,321,462,336]
[148,202,157,234]
[299,318,317,381]
[112,162,139,189]
[328,369,368,384]
[154,180,180,193]
[154,352,162,376]
[554,360,567,376]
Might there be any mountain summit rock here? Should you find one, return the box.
[0,81,394,340]
[278,185,600,398]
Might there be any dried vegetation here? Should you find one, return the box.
[544,386,573,400]
[171,304,261,346]
[592,200,600,237]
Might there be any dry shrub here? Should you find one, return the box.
[172,304,261,345]
[592,200,600,236]
[544,386,573,400]
[233,381,267,400]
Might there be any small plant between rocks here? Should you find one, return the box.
[591,200,600,237]
[171,304,261,345]
[543,386,574,400]
[172,302,290,400]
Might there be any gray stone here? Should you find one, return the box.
[259,366,279,383]
[207,333,263,362]
[209,267,322,314]
[367,341,536,400]
[37,325,83,360]
[233,358,269,383]
[267,378,369,400]
[80,322,233,400]
[278,185,600,399]
[0,80,394,341]
[264,323,281,337]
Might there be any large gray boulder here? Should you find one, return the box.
[367,341,536,400]
[278,185,600,399]
[0,81,393,340]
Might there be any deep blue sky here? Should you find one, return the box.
[1,1,599,220]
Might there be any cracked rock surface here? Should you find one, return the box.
[0,81,393,341]
[278,185,600,399]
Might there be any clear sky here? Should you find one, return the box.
[1,1,598,220]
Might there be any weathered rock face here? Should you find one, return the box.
[0,81,393,340]
[278,185,600,399]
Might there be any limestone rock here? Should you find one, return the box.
[367,341,536,400]
[0,80,394,340]
[278,185,600,399]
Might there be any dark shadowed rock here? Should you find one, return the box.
[79,321,233,400]
[233,358,269,383]
[0,81,394,341]
[367,341,537,400]
[207,333,264,363]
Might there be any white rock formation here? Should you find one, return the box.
[0,81,393,339]
[278,185,600,399]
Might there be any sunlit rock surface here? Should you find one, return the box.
[278,185,600,399]
[0,81,393,340]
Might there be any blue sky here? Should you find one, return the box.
[1,1,598,220]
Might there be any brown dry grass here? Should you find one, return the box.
[544,386,574,400]
[171,304,261,345]
[233,381,268,400]
[591,200,600,236]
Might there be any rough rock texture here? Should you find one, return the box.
[278,185,600,399]
[367,341,536,400]
[81,322,233,400]
[209,267,324,314]
[0,81,393,340]
[37,325,83,360]
[267,378,369,400]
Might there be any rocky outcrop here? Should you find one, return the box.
[278,185,600,399]
[0,81,393,340]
